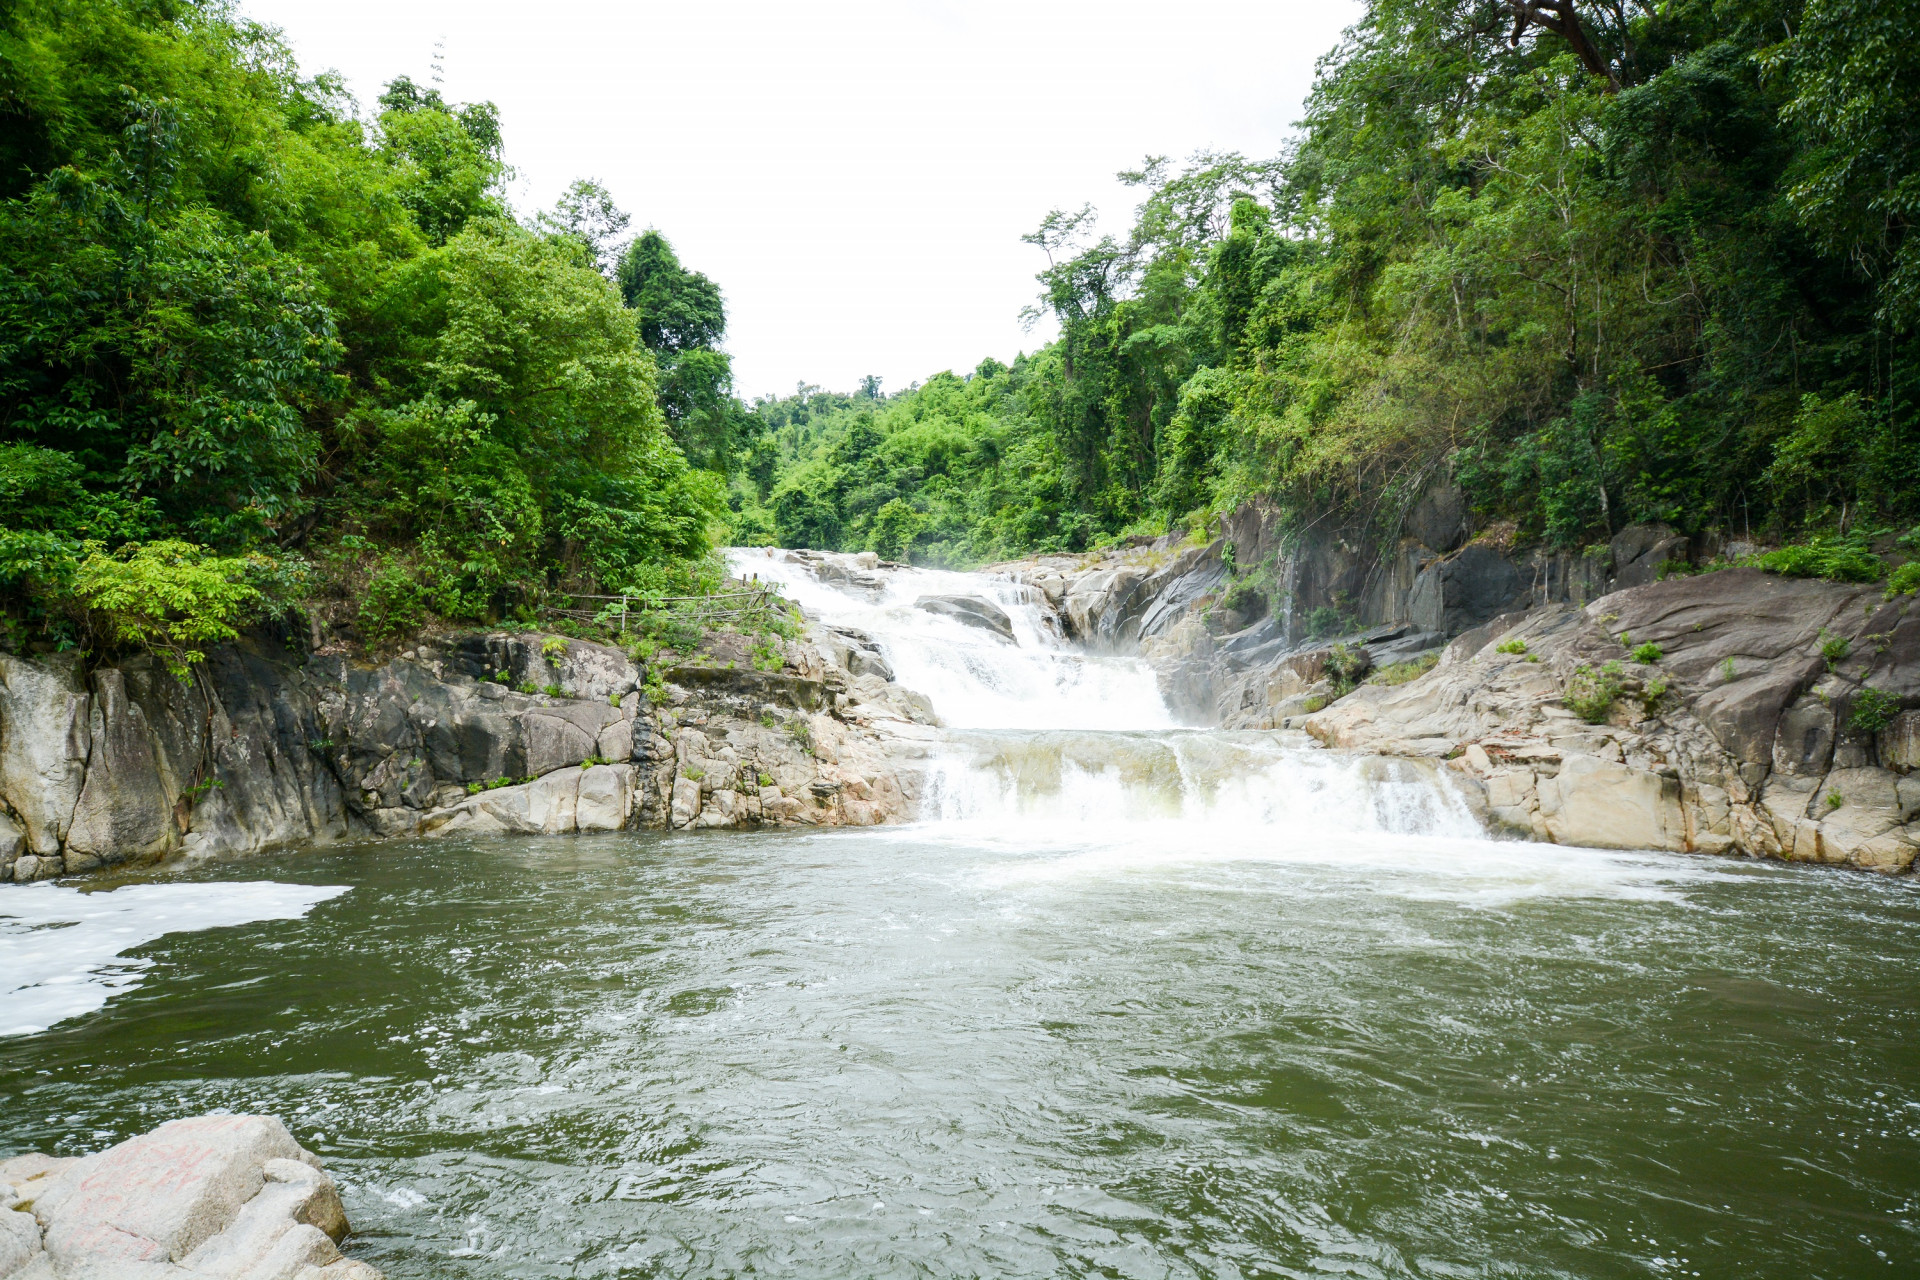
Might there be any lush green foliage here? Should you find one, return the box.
[70,540,266,675]
[0,0,724,659]
[752,0,1919,567]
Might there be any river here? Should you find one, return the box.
[2,553,1917,1278]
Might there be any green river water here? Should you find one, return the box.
[2,824,1916,1279]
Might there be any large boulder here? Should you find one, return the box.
[6,1114,378,1280]
[915,595,1015,642]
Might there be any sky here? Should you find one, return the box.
[241,1,1362,401]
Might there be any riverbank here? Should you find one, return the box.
[989,505,1919,874]
[0,602,931,884]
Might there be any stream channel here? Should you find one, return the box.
[3,553,1918,1278]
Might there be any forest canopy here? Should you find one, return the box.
[0,0,731,658]
[738,0,1919,566]
[2,0,1914,668]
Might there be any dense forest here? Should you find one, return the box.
[740,0,1919,571]
[0,0,741,668]
[0,0,1915,672]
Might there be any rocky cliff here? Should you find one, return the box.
[0,610,929,884]
[994,504,1919,874]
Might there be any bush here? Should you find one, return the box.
[1819,629,1850,670]
[1849,687,1900,735]
[1303,604,1356,639]
[1743,534,1885,583]
[1888,562,1920,598]
[1370,653,1439,685]
[1495,637,1528,655]
[359,558,433,645]
[1631,642,1663,664]
[1324,641,1371,694]
[1564,661,1626,724]
[71,541,266,677]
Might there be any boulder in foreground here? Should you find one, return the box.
[0,1114,379,1280]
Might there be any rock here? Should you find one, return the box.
[670,775,702,828]
[1610,523,1689,588]
[0,812,22,877]
[914,595,1015,642]
[4,1116,379,1280]
[1535,753,1687,851]
[1405,482,1470,554]
[1881,710,1920,774]
[521,705,614,777]
[1772,690,1837,776]
[64,669,175,867]
[0,654,89,856]
[11,855,57,883]
[1408,544,1526,635]
[575,764,632,831]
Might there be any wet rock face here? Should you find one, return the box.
[1,1114,380,1280]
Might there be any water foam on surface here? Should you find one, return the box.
[0,881,350,1036]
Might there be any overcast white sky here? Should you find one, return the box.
[241,1,1361,401]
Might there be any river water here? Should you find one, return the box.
[3,554,1917,1278]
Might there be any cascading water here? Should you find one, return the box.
[730,546,1481,850]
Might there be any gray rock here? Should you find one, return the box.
[0,654,90,856]
[575,764,631,831]
[11,855,57,883]
[915,595,1016,642]
[1409,544,1525,635]
[1405,482,1470,554]
[64,670,175,867]
[670,775,702,828]
[1610,523,1689,589]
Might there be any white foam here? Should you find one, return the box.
[0,881,350,1036]
[733,547,1720,906]
[731,547,1175,730]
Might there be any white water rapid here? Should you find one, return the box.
[731,546,1496,859]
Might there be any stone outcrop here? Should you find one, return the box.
[914,594,1015,642]
[1301,570,1919,871]
[1,1114,378,1280]
[989,498,1916,874]
[0,591,930,882]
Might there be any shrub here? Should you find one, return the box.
[1642,676,1670,714]
[1743,534,1885,584]
[359,557,433,645]
[1370,653,1439,685]
[1819,630,1850,670]
[1887,562,1920,598]
[1495,637,1528,655]
[1324,642,1371,694]
[1826,790,1844,810]
[1303,604,1356,639]
[1849,687,1900,735]
[1721,656,1738,682]
[1631,642,1663,664]
[71,541,266,678]
[542,636,570,659]
[1565,661,1626,724]
[543,683,565,697]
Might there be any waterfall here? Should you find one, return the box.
[730,547,1480,843]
